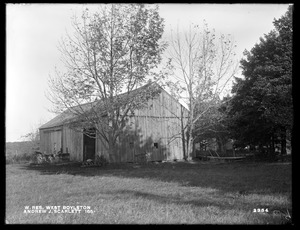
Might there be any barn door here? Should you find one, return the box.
[83,128,96,161]
[152,142,161,161]
[51,131,62,154]
[43,129,62,155]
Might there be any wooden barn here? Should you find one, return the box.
[39,83,189,163]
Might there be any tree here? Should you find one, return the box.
[226,6,293,156]
[47,4,167,156]
[21,122,43,153]
[165,22,239,160]
[193,96,232,154]
[21,130,39,150]
[225,77,276,152]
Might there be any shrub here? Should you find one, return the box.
[33,154,49,164]
[95,155,109,167]
[82,155,109,167]
[6,152,35,164]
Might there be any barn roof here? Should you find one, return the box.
[38,112,70,130]
[39,82,187,130]
[39,101,98,129]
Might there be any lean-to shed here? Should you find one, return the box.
[39,83,189,163]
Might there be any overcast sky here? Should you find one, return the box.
[6,3,290,142]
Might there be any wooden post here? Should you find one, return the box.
[281,127,287,156]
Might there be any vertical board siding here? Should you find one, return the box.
[63,126,83,161]
[51,131,62,153]
[96,133,109,161]
[39,130,45,153]
[39,127,62,155]
[130,90,187,162]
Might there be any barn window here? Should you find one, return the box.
[129,142,134,147]
[153,143,158,149]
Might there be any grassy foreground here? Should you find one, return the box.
[6,161,292,224]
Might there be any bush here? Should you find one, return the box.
[32,153,49,164]
[95,155,109,166]
[30,153,64,165]
[6,152,35,164]
[82,155,109,167]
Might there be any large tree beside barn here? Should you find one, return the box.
[225,6,293,156]
[46,4,167,158]
[165,22,239,159]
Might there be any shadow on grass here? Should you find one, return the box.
[103,189,235,210]
[83,188,292,222]
[18,160,292,197]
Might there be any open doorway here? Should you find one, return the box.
[83,128,96,161]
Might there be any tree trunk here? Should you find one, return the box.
[181,105,187,160]
[184,122,193,161]
[270,134,275,157]
[281,127,287,155]
[217,137,225,156]
[186,121,195,160]
[108,133,118,162]
[187,135,193,160]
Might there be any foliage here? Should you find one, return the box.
[95,155,109,166]
[26,151,72,165]
[6,141,33,156]
[225,6,293,154]
[47,4,167,155]
[6,152,34,164]
[6,141,38,164]
[193,97,232,153]
[21,130,40,150]
[33,153,50,164]
[19,122,43,155]
[82,155,109,167]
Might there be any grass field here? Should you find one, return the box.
[5,161,292,224]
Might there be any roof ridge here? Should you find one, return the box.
[40,82,158,130]
[68,82,158,110]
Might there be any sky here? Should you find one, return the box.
[6,3,291,142]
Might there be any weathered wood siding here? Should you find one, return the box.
[96,133,109,161]
[94,90,188,163]
[39,127,62,155]
[95,117,136,163]
[131,90,188,162]
[118,116,136,163]
[63,126,83,161]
